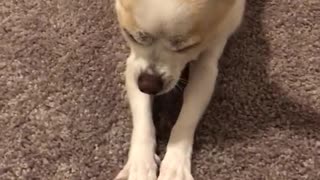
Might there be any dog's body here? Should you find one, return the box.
[114,0,246,179]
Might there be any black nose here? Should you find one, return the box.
[138,73,163,95]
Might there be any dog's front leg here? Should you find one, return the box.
[158,40,227,180]
[115,56,158,180]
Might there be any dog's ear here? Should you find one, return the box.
[115,0,139,31]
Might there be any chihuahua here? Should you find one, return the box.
[114,0,246,179]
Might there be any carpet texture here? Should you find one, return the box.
[1,0,320,179]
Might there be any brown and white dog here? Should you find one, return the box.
[114,0,246,179]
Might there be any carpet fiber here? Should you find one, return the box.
[1,0,320,179]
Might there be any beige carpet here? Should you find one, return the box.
[1,0,320,179]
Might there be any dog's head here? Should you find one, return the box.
[115,0,236,95]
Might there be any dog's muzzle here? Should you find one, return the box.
[137,72,163,95]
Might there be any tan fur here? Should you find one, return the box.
[115,0,138,31]
[114,0,246,180]
[188,0,236,39]
[116,0,236,41]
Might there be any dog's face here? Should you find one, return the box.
[116,0,235,95]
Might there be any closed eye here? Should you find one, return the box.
[123,29,136,42]
[123,28,153,46]
[174,42,200,53]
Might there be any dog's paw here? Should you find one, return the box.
[158,152,194,180]
[114,154,159,180]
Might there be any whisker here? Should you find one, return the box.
[179,78,188,85]
[179,81,187,85]
[176,84,183,93]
